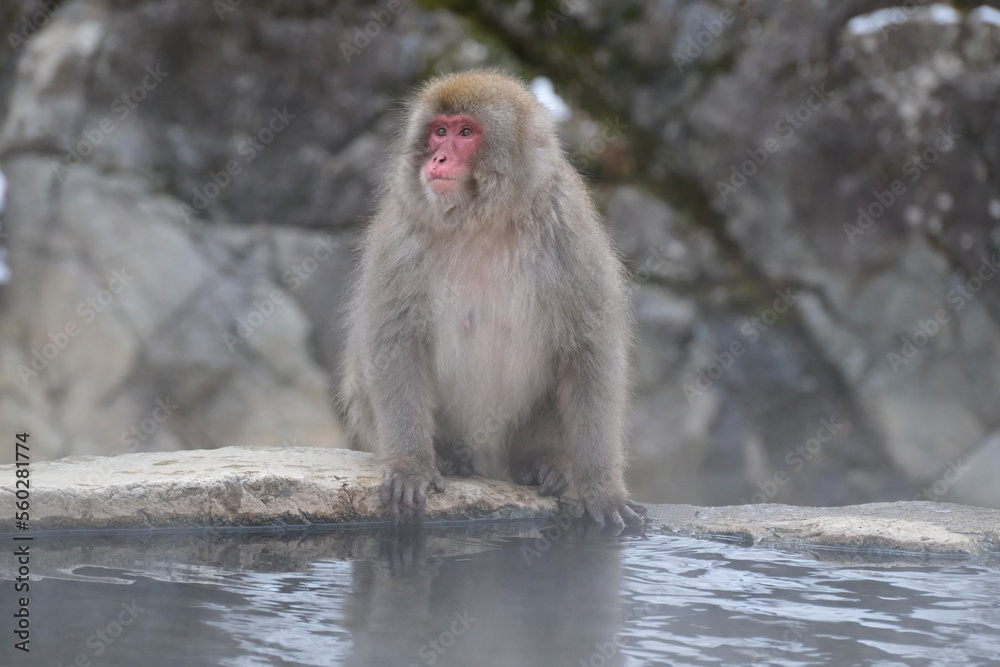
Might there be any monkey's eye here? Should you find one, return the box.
[435,127,447,136]
[459,127,473,137]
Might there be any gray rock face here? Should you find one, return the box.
[0,0,997,510]
[0,157,343,459]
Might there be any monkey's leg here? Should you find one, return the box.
[556,350,647,532]
[342,373,377,449]
[508,395,571,497]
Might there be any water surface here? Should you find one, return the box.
[2,524,998,666]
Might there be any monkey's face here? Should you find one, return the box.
[422,114,481,202]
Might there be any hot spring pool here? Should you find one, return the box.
[2,523,998,666]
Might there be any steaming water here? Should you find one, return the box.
[2,525,998,666]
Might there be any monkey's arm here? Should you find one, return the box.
[353,244,444,521]
[553,219,646,531]
[367,324,444,522]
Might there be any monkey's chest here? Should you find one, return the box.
[432,278,552,424]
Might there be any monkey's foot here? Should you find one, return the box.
[511,457,570,497]
[435,453,476,478]
[380,467,446,522]
[569,497,647,534]
[433,438,477,477]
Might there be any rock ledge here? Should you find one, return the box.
[0,446,558,530]
[1,447,997,560]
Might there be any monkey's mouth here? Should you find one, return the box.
[427,176,459,195]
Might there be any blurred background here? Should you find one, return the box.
[0,0,998,509]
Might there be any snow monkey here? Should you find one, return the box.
[341,69,645,530]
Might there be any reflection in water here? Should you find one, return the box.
[0,522,998,666]
[343,523,626,667]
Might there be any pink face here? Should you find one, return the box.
[423,114,482,195]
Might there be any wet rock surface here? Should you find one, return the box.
[647,501,1000,561]
[0,447,557,530]
[1,448,996,562]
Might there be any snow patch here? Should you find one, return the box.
[530,77,572,123]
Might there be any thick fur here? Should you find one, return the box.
[341,69,644,529]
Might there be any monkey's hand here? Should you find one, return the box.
[571,495,647,534]
[380,465,446,522]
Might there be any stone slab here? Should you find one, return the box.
[1,447,997,561]
[646,502,1000,561]
[0,446,558,530]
